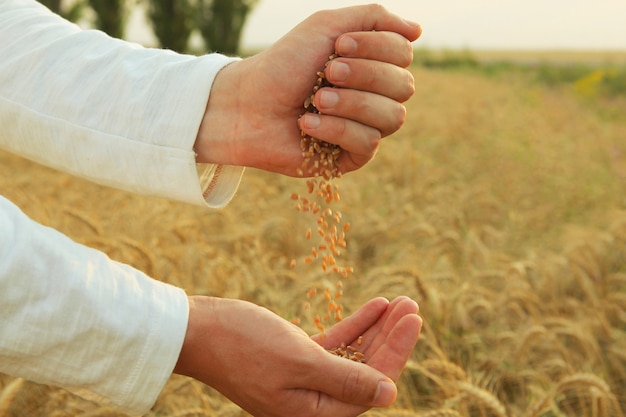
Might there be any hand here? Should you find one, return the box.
[173,296,422,417]
[194,5,422,176]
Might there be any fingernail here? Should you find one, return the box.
[329,61,349,83]
[302,113,320,129]
[374,380,397,407]
[337,35,358,56]
[319,90,339,109]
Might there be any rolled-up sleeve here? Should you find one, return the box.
[0,196,189,415]
[0,0,244,207]
[0,0,248,414]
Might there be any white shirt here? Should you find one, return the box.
[0,0,244,414]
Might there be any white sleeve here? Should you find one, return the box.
[0,195,189,416]
[0,0,244,207]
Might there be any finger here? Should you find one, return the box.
[296,298,420,412]
[366,313,422,381]
[312,297,389,348]
[326,58,415,103]
[359,296,420,353]
[297,349,399,408]
[298,112,381,173]
[382,296,420,332]
[336,31,416,68]
[314,88,407,137]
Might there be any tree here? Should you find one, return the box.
[145,0,194,52]
[38,0,259,55]
[88,0,127,39]
[196,0,259,55]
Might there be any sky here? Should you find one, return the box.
[239,0,626,51]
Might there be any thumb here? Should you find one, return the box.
[311,353,398,408]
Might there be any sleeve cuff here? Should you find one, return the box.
[197,163,245,208]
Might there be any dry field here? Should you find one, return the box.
[1,61,626,417]
[470,49,626,66]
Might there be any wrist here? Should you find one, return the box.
[194,60,244,166]
[173,296,211,378]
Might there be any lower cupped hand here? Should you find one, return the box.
[174,295,422,417]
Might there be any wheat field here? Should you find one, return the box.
[1,61,626,417]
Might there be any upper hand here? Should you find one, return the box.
[173,296,422,417]
[194,4,421,176]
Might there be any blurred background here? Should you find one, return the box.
[41,0,626,54]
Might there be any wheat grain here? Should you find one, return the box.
[290,53,359,335]
[327,341,366,362]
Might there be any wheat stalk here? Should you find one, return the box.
[455,381,507,417]
[555,373,611,395]
[62,206,103,236]
[419,359,468,382]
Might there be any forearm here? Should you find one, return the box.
[0,195,189,415]
[0,0,243,207]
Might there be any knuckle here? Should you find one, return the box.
[392,104,406,132]
[396,71,415,103]
[396,104,407,126]
[364,128,382,155]
[366,3,388,16]
[341,367,373,403]
[400,40,415,67]
[311,9,333,22]
[384,105,406,137]
[405,71,416,100]
[334,118,349,138]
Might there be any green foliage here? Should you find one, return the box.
[597,67,626,97]
[88,0,127,39]
[37,0,128,39]
[196,0,259,55]
[413,47,479,70]
[37,0,259,55]
[413,48,626,101]
[543,64,626,99]
[145,0,195,52]
[533,62,592,86]
[37,0,86,22]
[144,0,259,54]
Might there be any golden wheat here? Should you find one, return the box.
[416,410,462,417]
[2,61,626,416]
[167,408,207,417]
[455,382,507,417]
[552,373,624,417]
[419,359,467,382]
